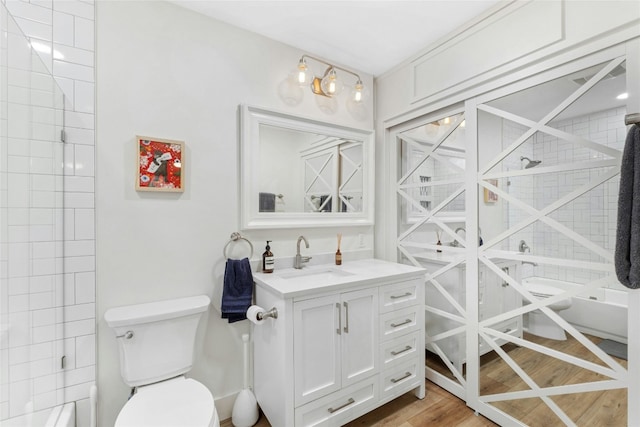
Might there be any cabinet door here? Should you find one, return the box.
[294,295,342,406]
[341,287,378,387]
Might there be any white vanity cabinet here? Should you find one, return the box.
[422,257,522,373]
[253,259,425,427]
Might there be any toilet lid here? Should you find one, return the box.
[525,282,564,298]
[115,377,215,427]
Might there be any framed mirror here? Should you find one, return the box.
[240,105,374,229]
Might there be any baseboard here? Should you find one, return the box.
[215,391,238,422]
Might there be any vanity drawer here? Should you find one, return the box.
[295,376,378,427]
[379,306,421,342]
[380,331,420,369]
[380,359,421,401]
[379,279,421,313]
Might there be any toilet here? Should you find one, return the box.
[104,295,220,427]
[523,280,572,341]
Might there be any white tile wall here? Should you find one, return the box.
[502,106,626,288]
[1,0,95,421]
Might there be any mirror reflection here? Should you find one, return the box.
[240,105,374,229]
[258,124,363,213]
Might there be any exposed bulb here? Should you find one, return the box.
[320,68,342,96]
[350,79,369,103]
[296,58,310,86]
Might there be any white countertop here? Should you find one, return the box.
[253,258,426,299]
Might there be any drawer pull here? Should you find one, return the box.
[336,303,341,335]
[391,345,412,356]
[390,318,412,328]
[327,397,355,413]
[390,292,412,299]
[343,301,349,333]
[391,371,412,383]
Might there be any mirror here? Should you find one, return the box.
[240,105,374,229]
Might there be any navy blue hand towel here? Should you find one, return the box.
[615,124,640,289]
[221,258,254,323]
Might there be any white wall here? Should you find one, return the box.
[95,1,373,425]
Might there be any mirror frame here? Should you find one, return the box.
[240,104,374,229]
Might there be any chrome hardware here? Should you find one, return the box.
[328,397,355,413]
[390,319,412,328]
[61,355,66,369]
[336,303,341,335]
[390,292,411,300]
[519,240,530,253]
[391,371,412,383]
[391,345,412,356]
[501,267,510,287]
[343,302,349,333]
[117,331,134,339]
[294,236,311,269]
[451,227,466,247]
[256,307,278,320]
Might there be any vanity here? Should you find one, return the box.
[252,259,426,427]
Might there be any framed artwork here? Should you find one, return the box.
[484,179,498,203]
[136,136,184,192]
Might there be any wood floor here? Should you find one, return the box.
[221,380,496,427]
[221,333,627,427]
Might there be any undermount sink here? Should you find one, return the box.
[277,267,354,281]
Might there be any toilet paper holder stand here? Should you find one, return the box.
[256,307,278,321]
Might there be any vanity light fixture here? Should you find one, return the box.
[294,54,368,103]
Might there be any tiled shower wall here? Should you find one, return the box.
[503,106,627,288]
[1,0,95,420]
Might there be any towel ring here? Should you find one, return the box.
[223,232,254,259]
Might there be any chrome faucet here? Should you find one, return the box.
[519,240,530,253]
[451,227,466,247]
[294,236,312,269]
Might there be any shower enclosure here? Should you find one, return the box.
[392,46,634,426]
[1,3,72,425]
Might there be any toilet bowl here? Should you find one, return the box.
[115,377,219,427]
[523,280,572,341]
[105,295,220,427]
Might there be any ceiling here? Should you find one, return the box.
[170,0,503,76]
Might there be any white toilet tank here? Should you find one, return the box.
[104,295,210,387]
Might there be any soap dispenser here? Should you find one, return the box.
[262,241,274,273]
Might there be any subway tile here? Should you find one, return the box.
[74,209,94,239]
[74,17,94,51]
[63,318,94,337]
[52,11,74,46]
[63,192,93,208]
[64,111,94,130]
[73,80,94,114]
[63,256,94,273]
[30,275,55,294]
[53,43,93,67]
[53,0,94,21]
[64,176,93,193]
[66,127,94,145]
[13,17,51,42]
[52,59,93,83]
[74,334,94,368]
[74,271,94,304]
[32,242,56,259]
[6,1,53,25]
[64,240,94,257]
[32,308,56,328]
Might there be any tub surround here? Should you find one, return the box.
[253,259,425,426]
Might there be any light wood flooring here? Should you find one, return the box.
[221,333,627,427]
[221,380,496,427]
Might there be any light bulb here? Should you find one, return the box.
[350,79,369,103]
[296,58,310,86]
[320,68,342,96]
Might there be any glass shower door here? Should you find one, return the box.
[0,3,67,422]
[474,56,629,426]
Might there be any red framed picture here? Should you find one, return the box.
[136,136,184,192]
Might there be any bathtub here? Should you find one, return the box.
[0,403,75,427]
[522,277,628,344]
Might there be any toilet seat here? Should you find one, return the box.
[524,282,571,310]
[115,377,218,427]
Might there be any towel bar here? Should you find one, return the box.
[223,232,254,259]
[625,113,640,125]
